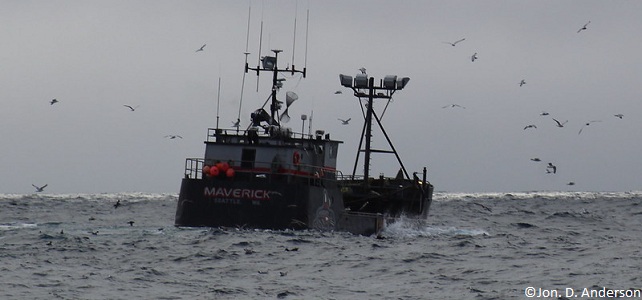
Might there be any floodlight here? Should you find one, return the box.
[339,74,353,87]
[354,74,368,88]
[396,77,410,90]
[383,75,397,89]
[262,56,276,70]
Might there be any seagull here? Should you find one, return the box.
[552,118,568,128]
[530,158,541,162]
[442,104,466,109]
[524,124,537,130]
[232,119,240,128]
[358,67,367,74]
[540,111,550,116]
[546,163,557,174]
[164,135,183,139]
[50,99,59,105]
[334,90,342,94]
[567,182,575,186]
[127,221,135,226]
[614,114,624,119]
[114,199,121,209]
[123,105,139,111]
[338,118,351,125]
[443,38,465,47]
[519,80,526,87]
[578,120,602,135]
[196,44,206,52]
[471,53,478,62]
[32,184,48,192]
[577,21,590,33]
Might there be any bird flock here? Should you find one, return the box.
[436,20,628,188]
[38,58,202,192]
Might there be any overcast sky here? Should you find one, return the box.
[2,1,641,194]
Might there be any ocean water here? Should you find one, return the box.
[1,192,641,299]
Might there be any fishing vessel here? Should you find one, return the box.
[174,48,433,235]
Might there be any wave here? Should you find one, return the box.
[0,222,37,231]
[382,216,489,238]
[433,191,642,202]
[0,192,178,202]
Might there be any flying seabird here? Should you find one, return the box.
[127,221,135,226]
[442,104,466,109]
[358,67,367,74]
[519,80,526,87]
[334,90,342,94]
[232,119,240,128]
[578,120,602,135]
[471,53,478,62]
[530,158,541,162]
[123,105,139,111]
[577,21,591,33]
[540,111,550,116]
[552,118,568,127]
[50,99,59,105]
[196,44,206,52]
[443,38,465,47]
[338,118,351,125]
[523,124,537,130]
[32,184,48,192]
[164,135,183,139]
[614,114,624,119]
[546,163,557,174]
[114,199,121,209]
[567,182,575,186]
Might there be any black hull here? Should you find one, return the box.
[339,178,433,219]
[175,175,432,235]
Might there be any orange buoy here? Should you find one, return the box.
[226,168,235,178]
[209,166,219,176]
[219,162,230,173]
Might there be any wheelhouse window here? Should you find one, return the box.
[241,148,256,168]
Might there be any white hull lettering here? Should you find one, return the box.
[204,187,272,200]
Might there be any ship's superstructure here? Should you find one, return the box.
[175,49,433,235]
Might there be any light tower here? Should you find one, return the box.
[339,73,410,187]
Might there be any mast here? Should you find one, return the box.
[339,73,411,188]
[245,49,306,127]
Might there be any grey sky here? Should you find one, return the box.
[2,1,641,194]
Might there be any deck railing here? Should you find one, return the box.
[206,127,314,143]
[183,158,339,180]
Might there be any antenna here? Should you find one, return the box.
[308,110,313,136]
[256,3,265,92]
[216,77,221,129]
[304,9,309,70]
[237,3,252,133]
[291,1,298,67]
